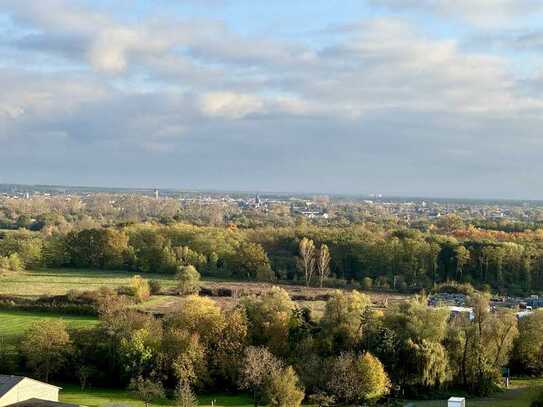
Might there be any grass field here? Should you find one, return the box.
[0,310,98,344]
[0,268,178,297]
[56,379,543,407]
[407,379,543,406]
[59,385,253,407]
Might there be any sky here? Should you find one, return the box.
[1,0,543,199]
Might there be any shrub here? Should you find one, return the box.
[362,277,373,290]
[0,253,24,271]
[176,265,201,295]
[433,281,475,296]
[129,376,165,407]
[149,280,162,295]
[375,276,390,289]
[308,393,335,407]
[130,275,151,303]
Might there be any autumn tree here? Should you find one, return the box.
[20,319,72,381]
[210,307,248,388]
[265,366,305,407]
[166,295,225,346]
[297,237,316,287]
[316,244,331,288]
[327,352,390,404]
[161,329,208,390]
[239,346,283,406]
[130,275,151,303]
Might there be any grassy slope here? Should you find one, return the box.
[59,385,253,407]
[0,310,98,344]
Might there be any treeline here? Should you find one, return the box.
[5,289,543,405]
[3,223,543,294]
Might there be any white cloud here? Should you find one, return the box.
[369,0,543,28]
[199,92,265,119]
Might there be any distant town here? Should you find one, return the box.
[2,183,543,227]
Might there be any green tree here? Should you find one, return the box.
[320,290,371,352]
[120,328,160,379]
[512,310,543,374]
[405,339,450,388]
[242,287,295,355]
[230,241,274,281]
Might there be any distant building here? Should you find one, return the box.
[154,189,159,200]
[448,397,465,407]
[0,376,61,407]
[447,306,475,321]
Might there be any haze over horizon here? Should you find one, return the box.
[2,1,543,200]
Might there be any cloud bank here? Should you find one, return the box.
[1,0,543,198]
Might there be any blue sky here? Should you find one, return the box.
[2,0,543,199]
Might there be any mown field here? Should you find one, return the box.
[0,310,98,344]
[0,268,178,297]
[59,385,253,407]
[56,379,543,407]
[406,379,543,407]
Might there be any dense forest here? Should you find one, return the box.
[2,222,543,295]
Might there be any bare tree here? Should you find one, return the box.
[317,244,331,288]
[297,237,316,287]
